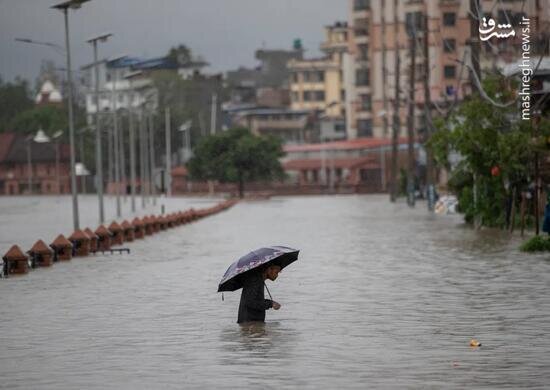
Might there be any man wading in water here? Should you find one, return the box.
[237,264,281,324]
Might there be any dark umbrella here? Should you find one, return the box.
[218,246,299,292]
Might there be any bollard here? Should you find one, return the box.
[50,234,73,261]
[159,215,168,231]
[151,215,160,233]
[132,218,145,239]
[95,225,112,251]
[27,239,54,267]
[2,245,29,276]
[68,229,91,257]
[121,220,135,242]
[84,228,99,253]
[108,221,124,246]
[143,216,154,236]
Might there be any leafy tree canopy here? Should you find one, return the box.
[187,128,285,197]
[429,74,550,227]
[0,76,34,132]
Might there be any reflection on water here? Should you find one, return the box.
[0,195,549,389]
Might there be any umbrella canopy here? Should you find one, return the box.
[218,246,299,292]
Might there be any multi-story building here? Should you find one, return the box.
[348,0,550,139]
[288,22,351,140]
[226,45,304,107]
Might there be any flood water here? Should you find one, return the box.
[0,195,549,389]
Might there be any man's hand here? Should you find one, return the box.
[272,301,281,310]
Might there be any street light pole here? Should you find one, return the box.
[52,0,89,231]
[165,107,172,197]
[87,32,112,224]
[112,70,121,218]
[27,138,32,194]
[149,112,156,206]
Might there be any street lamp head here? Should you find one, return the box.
[51,0,90,10]
[124,70,143,80]
[53,130,64,139]
[87,32,113,44]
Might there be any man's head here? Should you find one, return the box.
[263,264,282,281]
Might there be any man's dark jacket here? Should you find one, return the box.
[237,271,273,323]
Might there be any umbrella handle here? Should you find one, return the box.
[264,282,274,301]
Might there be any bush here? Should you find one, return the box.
[520,235,550,252]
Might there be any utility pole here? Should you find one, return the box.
[112,71,121,218]
[143,110,150,205]
[390,0,400,202]
[210,93,217,135]
[406,16,417,208]
[139,110,146,209]
[92,40,104,223]
[381,0,389,192]
[120,112,126,202]
[469,0,481,227]
[129,98,136,212]
[149,112,157,206]
[423,12,435,211]
[469,0,481,92]
[165,107,172,197]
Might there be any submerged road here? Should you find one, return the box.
[0,195,549,389]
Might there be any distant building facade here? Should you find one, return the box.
[0,132,71,195]
[347,0,550,139]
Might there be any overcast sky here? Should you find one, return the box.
[0,0,347,85]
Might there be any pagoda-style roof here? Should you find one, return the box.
[108,221,122,232]
[121,220,133,230]
[131,217,143,227]
[69,229,90,241]
[95,225,112,237]
[28,239,53,255]
[84,227,99,239]
[50,234,73,249]
[3,245,28,261]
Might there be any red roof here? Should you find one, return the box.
[172,166,188,176]
[283,156,380,171]
[69,229,90,241]
[284,137,410,153]
[3,244,28,261]
[29,239,52,254]
[0,133,16,163]
[51,234,73,248]
[84,227,99,239]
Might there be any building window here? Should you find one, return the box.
[292,72,299,83]
[359,94,371,111]
[443,12,456,27]
[316,71,325,82]
[291,91,300,102]
[354,18,368,36]
[303,91,313,101]
[357,119,373,137]
[444,65,456,79]
[405,11,423,36]
[314,91,325,101]
[358,44,369,60]
[443,38,456,53]
[498,9,513,24]
[356,69,369,86]
[353,0,370,11]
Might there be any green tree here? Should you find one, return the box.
[429,74,546,227]
[10,105,67,135]
[0,76,34,132]
[187,128,285,198]
[166,44,192,65]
